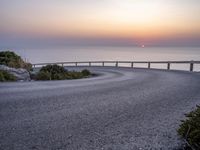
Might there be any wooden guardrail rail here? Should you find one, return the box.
[33,61,200,72]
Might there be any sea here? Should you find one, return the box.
[3,46,200,72]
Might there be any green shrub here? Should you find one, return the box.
[178,105,200,149]
[24,62,33,71]
[0,70,16,82]
[81,69,91,76]
[36,65,91,81]
[0,51,32,71]
[67,71,83,79]
[37,65,66,80]
[36,71,51,80]
[40,65,66,74]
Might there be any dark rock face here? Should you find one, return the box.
[0,65,30,81]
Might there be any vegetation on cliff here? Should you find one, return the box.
[0,51,32,71]
[0,51,32,81]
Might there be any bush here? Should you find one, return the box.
[0,51,32,71]
[178,105,200,149]
[81,69,91,76]
[36,65,91,81]
[37,65,66,80]
[36,71,52,80]
[0,70,16,82]
[24,62,33,71]
[40,65,66,74]
[67,71,83,79]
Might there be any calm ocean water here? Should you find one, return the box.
[6,46,200,71]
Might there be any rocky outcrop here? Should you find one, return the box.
[0,65,30,81]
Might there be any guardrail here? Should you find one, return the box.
[33,61,200,72]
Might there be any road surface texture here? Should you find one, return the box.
[0,67,200,150]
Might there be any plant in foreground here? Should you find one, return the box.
[178,105,200,150]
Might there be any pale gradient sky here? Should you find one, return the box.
[0,0,200,47]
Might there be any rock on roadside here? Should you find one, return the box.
[0,65,30,81]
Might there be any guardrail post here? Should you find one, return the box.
[131,62,134,68]
[89,62,91,67]
[167,62,170,70]
[116,61,118,67]
[75,62,78,67]
[148,62,151,69]
[61,63,64,67]
[190,61,194,72]
[102,62,104,67]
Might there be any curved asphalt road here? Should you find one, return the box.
[0,67,200,150]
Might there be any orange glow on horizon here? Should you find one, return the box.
[1,0,199,42]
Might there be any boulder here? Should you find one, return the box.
[0,65,30,81]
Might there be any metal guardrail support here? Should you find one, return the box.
[148,62,151,69]
[116,61,118,67]
[102,62,104,67]
[190,61,194,72]
[167,62,170,70]
[131,62,134,68]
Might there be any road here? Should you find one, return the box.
[0,67,200,150]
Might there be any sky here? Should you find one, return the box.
[0,0,200,48]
